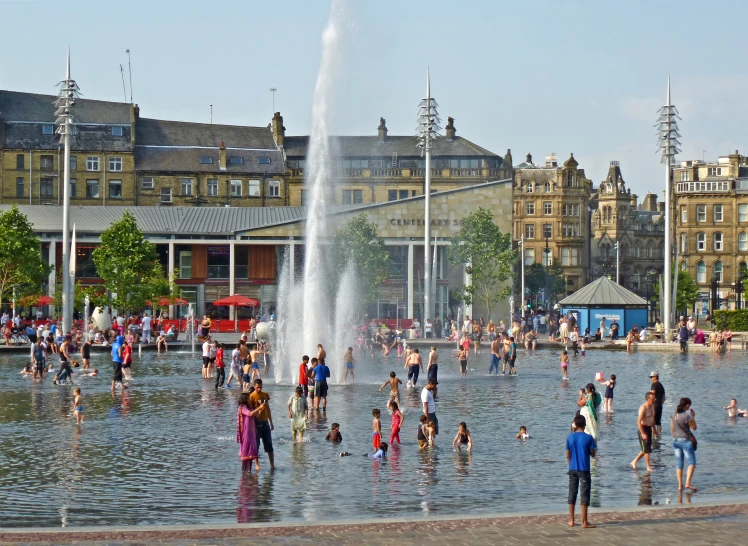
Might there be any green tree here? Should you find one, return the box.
[653,269,700,313]
[92,211,170,313]
[515,259,567,304]
[330,214,391,302]
[448,208,515,320]
[0,206,51,308]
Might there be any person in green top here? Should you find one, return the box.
[508,337,518,375]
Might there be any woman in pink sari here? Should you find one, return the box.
[237,392,264,473]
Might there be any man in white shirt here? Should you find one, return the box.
[425,319,433,339]
[201,338,211,379]
[421,378,438,436]
[226,344,242,389]
[141,315,152,343]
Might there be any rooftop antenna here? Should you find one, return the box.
[270,88,277,113]
[416,67,442,336]
[210,104,213,125]
[119,65,127,102]
[126,49,133,103]
[655,75,681,341]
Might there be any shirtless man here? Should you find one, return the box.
[489,336,502,375]
[502,334,512,375]
[250,343,265,381]
[427,346,438,384]
[405,348,423,387]
[317,344,327,364]
[379,371,402,408]
[631,392,656,471]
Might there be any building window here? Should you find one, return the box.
[708,167,723,177]
[696,232,706,251]
[680,233,687,253]
[258,157,271,165]
[179,251,192,279]
[42,124,54,135]
[714,232,723,251]
[681,206,687,223]
[543,248,553,266]
[70,156,77,171]
[523,247,535,266]
[633,269,640,290]
[714,261,723,283]
[525,202,535,215]
[160,187,172,203]
[647,243,654,258]
[142,177,154,189]
[40,155,54,170]
[739,232,748,252]
[696,205,706,222]
[526,182,534,193]
[543,201,553,215]
[230,179,242,196]
[679,171,690,181]
[542,223,552,239]
[70,178,77,198]
[561,247,579,266]
[268,180,280,197]
[342,189,363,204]
[229,156,244,165]
[207,179,218,196]
[109,180,122,199]
[714,204,723,222]
[109,157,123,172]
[635,244,641,258]
[181,178,193,196]
[86,156,100,171]
[544,181,552,192]
[562,223,580,237]
[112,126,124,136]
[40,178,53,198]
[566,171,574,187]
[562,203,580,216]
[248,180,261,197]
[740,204,748,222]
[15,177,24,198]
[86,179,100,198]
[524,224,535,239]
[696,261,706,283]
[388,190,411,201]
[199,157,213,164]
[300,190,308,206]
[16,154,24,169]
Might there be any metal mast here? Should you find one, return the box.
[55,48,80,334]
[655,76,681,339]
[416,68,441,335]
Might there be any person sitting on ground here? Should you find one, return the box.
[156,332,168,353]
[525,328,538,351]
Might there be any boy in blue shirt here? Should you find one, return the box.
[312,358,331,411]
[566,414,596,528]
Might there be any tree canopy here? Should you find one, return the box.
[515,258,566,305]
[92,211,170,313]
[0,206,51,308]
[652,268,700,314]
[330,214,390,302]
[448,208,515,320]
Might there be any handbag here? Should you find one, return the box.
[675,412,697,451]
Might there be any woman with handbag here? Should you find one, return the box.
[671,397,698,492]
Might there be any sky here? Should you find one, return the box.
[2,0,747,197]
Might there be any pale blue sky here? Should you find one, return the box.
[1,0,747,197]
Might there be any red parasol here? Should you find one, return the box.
[213,294,259,307]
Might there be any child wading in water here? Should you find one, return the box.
[372,409,382,450]
[73,387,84,424]
[326,423,343,442]
[454,345,468,378]
[389,401,404,445]
[418,414,435,450]
[343,346,355,382]
[379,371,402,408]
[452,422,473,451]
[516,425,530,439]
[287,386,309,443]
[598,374,616,412]
[560,350,569,380]
[366,442,388,459]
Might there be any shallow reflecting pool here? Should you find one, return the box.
[1,345,746,527]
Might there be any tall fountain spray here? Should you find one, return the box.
[274,0,355,384]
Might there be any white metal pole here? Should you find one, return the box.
[615,242,619,284]
[423,73,432,338]
[520,236,525,318]
[663,80,672,342]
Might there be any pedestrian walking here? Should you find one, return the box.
[566,414,597,528]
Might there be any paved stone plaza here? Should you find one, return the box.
[1,503,746,545]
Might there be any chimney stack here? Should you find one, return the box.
[445,117,456,140]
[271,112,285,147]
[641,192,657,211]
[504,148,513,167]
[219,141,227,171]
[377,117,387,142]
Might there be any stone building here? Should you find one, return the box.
[513,152,592,295]
[590,162,664,301]
[674,151,748,313]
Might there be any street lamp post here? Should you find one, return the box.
[614,242,620,284]
[519,235,525,318]
[543,234,551,308]
[646,266,657,325]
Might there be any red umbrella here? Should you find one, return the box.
[19,295,55,306]
[213,294,259,331]
[213,294,259,307]
[158,297,188,306]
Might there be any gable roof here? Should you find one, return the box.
[558,276,647,306]
[0,89,131,123]
[135,118,278,150]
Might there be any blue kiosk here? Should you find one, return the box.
[558,276,648,336]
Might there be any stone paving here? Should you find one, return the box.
[1,503,746,545]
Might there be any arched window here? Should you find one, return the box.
[647,242,654,258]
[680,233,688,253]
[740,262,748,276]
[635,244,641,258]
[544,181,552,193]
[526,182,534,193]
[633,269,640,289]
[696,261,706,283]
[739,232,748,252]
[696,232,706,251]
[714,261,723,283]
[714,232,723,251]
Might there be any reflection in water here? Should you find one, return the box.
[1,349,748,527]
